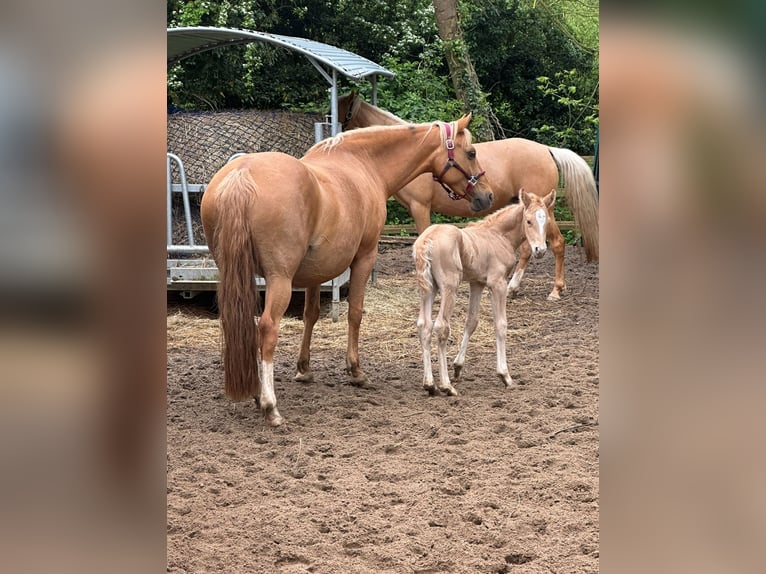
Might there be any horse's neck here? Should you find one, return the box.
[359,102,406,127]
[481,205,527,249]
[333,124,440,196]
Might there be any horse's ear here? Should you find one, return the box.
[519,187,531,207]
[543,189,556,209]
[457,113,472,131]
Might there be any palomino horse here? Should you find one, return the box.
[339,92,599,301]
[201,117,493,426]
[413,189,555,396]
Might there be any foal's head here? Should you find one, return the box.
[520,188,556,258]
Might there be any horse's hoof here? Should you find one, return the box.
[423,384,437,396]
[294,371,314,384]
[440,386,459,397]
[547,292,561,301]
[264,408,284,427]
[509,290,519,300]
[498,373,514,388]
[453,364,463,380]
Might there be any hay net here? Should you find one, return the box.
[167,109,323,246]
[167,109,324,184]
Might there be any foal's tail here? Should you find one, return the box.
[413,237,435,293]
[212,168,261,402]
[548,147,599,262]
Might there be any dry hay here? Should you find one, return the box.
[167,109,323,184]
[167,109,324,247]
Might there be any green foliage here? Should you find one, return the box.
[166,0,598,233]
[530,69,599,152]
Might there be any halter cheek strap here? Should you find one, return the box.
[433,122,486,201]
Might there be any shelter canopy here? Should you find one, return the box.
[167,26,394,81]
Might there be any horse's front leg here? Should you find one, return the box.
[344,250,378,385]
[295,284,321,383]
[258,276,293,426]
[547,220,567,301]
[488,279,514,388]
[508,240,531,298]
[453,282,483,381]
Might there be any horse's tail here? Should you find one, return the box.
[212,168,261,402]
[548,147,599,262]
[413,237,435,293]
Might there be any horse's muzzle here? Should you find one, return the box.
[533,244,547,259]
[470,190,493,212]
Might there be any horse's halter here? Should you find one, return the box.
[341,92,357,130]
[433,122,486,201]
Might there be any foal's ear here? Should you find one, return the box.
[519,187,531,207]
[457,113,473,131]
[543,189,557,209]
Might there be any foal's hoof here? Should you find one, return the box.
[453,364,463,381]
[264,407,284,427]
[509,290,520,300]
[547,292,561,301]
[439,385,459,397]
[423,384,438,396]
[498,373,515,388]
[294,371,314,384]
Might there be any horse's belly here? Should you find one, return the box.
[292,250,355,287]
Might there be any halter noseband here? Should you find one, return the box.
[433,122,486,201]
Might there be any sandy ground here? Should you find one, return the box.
[167,243,599,573]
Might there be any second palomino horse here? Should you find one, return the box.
[201,116,493,426]
[413,189,555,396]
[339,91,598,301]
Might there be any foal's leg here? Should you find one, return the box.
[453,282,484,381]
[295,284,320,383]
[434,283,459,396]
[258,276,293,426]
[488,279,514,388]
[416,286,437,395]
[547,220,567,301]
[344,249,378,385]
[508,240,531,298]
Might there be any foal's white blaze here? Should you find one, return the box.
[535,208,547,237]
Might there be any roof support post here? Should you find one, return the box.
[330,69,339,136]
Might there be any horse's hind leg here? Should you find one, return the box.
[508,240,531,298]
[295,284,320,383]
[416,286,437,395]
[547,220,566,301]
[257,276,293,426]
[453,282,483,381]
[434,284,459,396]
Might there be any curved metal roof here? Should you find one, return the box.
[167,26,394,81]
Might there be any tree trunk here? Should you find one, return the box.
[432,0,498,141]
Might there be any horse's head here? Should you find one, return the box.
[432,114,494,213]
[520,188,556,258]
[337,90,361,131]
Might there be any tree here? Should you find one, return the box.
[431,0,499,141]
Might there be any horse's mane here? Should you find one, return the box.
[465,202,522,228]
[307,118,471,155]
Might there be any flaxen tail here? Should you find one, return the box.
[212,168,261,401]
[413,237,435,293]
[548,147,599,262]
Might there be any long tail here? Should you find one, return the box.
[211,168,261,401]
[548,147,599,262]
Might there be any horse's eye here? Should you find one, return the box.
[526,220,532,225]
[467,150,476,160]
